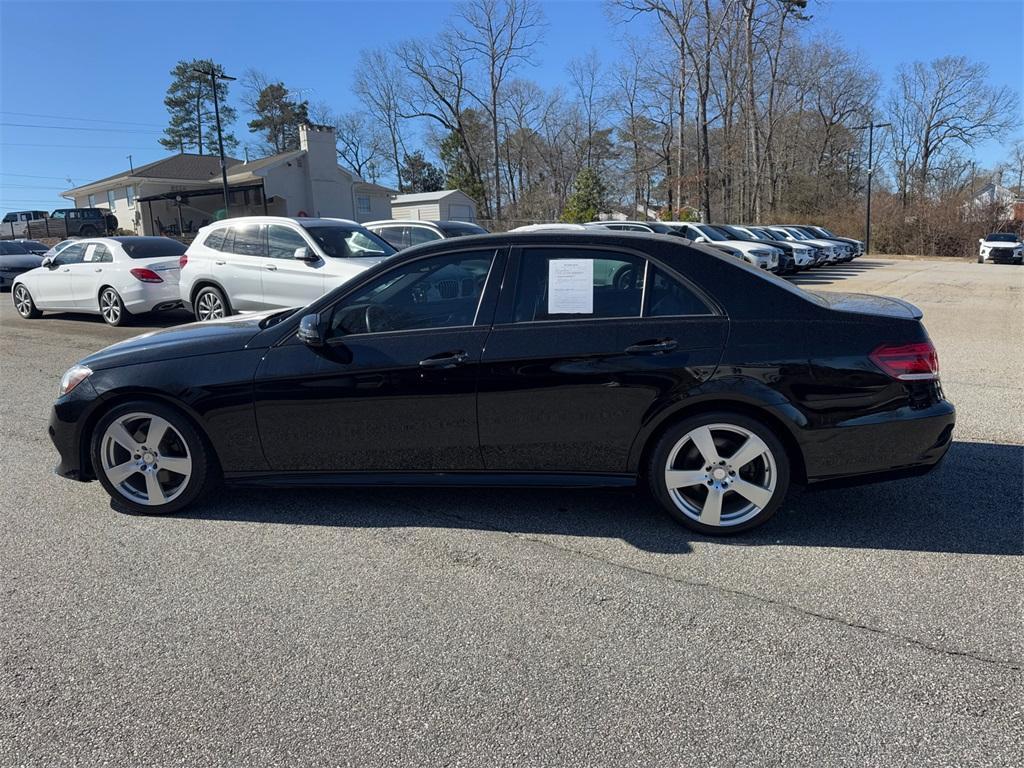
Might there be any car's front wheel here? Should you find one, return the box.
[647,412,790,535]
[12,284,42,318]
[91,401,217,515]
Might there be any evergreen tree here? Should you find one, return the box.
[439,131,487,212]
[247,83,310,154]
[561,168,606,223]
[400,151,446,193]
[160,59,238,155]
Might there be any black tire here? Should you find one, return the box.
[193,285,230,321]
[80,225,98,237]
[12,283,42,318]
[977,254,984,263]
[90,400,218,516]
[98,287,129,326]
[646,411,791,535]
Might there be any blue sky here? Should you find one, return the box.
[1,0,1021,211]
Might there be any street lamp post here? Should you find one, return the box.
[853,120,891,255]
[192,65,236,217]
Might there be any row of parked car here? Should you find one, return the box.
[6,215,861,326]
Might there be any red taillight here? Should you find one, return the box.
[178,254,188,269]
[129,267,163,283]
[870,342,939,381]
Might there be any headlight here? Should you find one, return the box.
[751,249,769,257]
[59,364,92,397]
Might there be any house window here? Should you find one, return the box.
[107,190,116,210]
[87,194,96,207]
[126,185,135,206]
[356,194,371,214]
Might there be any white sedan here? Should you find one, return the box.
[12,237,186,326]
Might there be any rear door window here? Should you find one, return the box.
[374,226,410,249]
[229,224,267,258]
[267,224,309,259]
[511,248,646,322]
[203,229,226,251]
[409,226,441,245]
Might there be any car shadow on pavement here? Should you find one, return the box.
[787,260,894,286]
[166,440,1023,557]
[38,309,193,328]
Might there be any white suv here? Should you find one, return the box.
[179,216,395,321]
[663,222,782,272]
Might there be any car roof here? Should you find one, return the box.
[202,216,361,230]
[363,219,443,228]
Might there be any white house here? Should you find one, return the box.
[390,190,478,222]
[965,181,1021,221]
[62,125,394,235]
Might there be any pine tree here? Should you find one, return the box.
[247,83,310,154]
[561,168,606,223]
[400,152,446,193]
[160,59,238,155]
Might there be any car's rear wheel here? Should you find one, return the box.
[13,284,42,318]
[99,287,128,326]
[194,285,228,321]
[80,225,98,237]
[91,401,216,515]
[647,412,790,535]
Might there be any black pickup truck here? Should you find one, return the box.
[26,208,117,239]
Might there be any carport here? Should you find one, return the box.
[137,183,269,236]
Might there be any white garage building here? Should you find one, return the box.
[390,190,478,222]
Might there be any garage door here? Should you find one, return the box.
[449,204,473,222]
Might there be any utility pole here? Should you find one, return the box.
[192,64,236,216]
[126,154,134,173]
[853,120,891,255]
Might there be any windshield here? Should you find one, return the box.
[0,241,29,254]
[304,225,395,258]
[749,227,776,240]
[986,233,1019,242]
[718,225,754,241]
[694,224,728,242]
[116,237,187,258]
[815,226,836,237]
[781,227,808,240]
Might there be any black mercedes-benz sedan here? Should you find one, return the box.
[47,231,954,534]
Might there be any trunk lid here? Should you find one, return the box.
[136,257,181,284]
[810,291,923,320]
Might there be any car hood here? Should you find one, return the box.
[80,309,284,370]
[726,240,779,254]
[810,291,922,320]
[0,253,43,269]
[981,239,1022,248]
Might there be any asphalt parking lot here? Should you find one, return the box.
[1,257,1021,766]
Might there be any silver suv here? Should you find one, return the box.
[179,216,395,321]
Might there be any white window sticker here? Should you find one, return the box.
[548,259,594,314]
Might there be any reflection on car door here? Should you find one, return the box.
[36,243,86,308]
[253,248,504,472]
[260,224,326,308]
[215,224,266,310]
[477,246,727,473]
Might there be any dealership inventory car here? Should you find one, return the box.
[977,232,1023,264]
[0,240,43,290]
[764,226,846,263]
[797,225,864,256]
[12,237,186,325]
[364,219,488,250]
[663,222,782,271]
[49,231,955,535]
[13,239,50,255]
[179,216,396,321]
[712,225,813,273]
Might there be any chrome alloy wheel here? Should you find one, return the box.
[99,412,193,506]
[196,291,225,320]
[99,289,122,324]
[13,284,33,317]
[663,423,778,528]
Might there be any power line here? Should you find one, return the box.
[0,172,75,180]
[0,111,165,128]
[0,183,70,189]
[0,122,164,134]
[0,143,161,150]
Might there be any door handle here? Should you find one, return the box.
[94,268,102,272]
[419,350,469,368]
[265,264,278,271]
[61,268,70,272]
[625,338,678,354]
[214,260,226,266]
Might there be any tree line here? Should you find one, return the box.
[160,0,1021,253]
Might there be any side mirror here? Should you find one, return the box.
[693,236,707,243]
[41,256,54,268]
[294,246,317,262]
[297,314,324,347]
[978,238,984,243]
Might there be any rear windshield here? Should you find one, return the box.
[116,237,188,258]
[303,225,395,258]
[435,221,488,237]
[0,241,29,254]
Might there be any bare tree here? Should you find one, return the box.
[355,50,411,191]
[889,56,1019,197]
[457,0,545,219]
[335,112,387,182]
